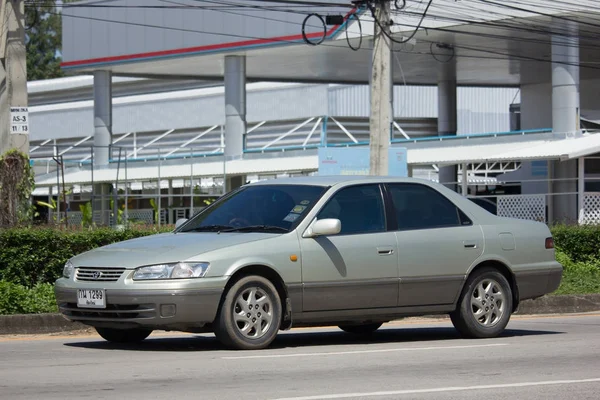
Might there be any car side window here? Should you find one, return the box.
[387,183,472,231]
[317,184,386,235]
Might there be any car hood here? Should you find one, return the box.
[71,231,276,268]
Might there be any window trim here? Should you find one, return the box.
[315,183,388,236]
[384,182,473,232]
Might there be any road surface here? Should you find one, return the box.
[1,313,599,399]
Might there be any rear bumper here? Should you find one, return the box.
[514,262,563,301]
[55,279,227,331]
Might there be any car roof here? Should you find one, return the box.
[247,175,429,187]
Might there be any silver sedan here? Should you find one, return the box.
[55,176,562,350]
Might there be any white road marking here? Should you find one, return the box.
[272,378,600,400]
[222,343,507,360]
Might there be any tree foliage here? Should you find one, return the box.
[26,1,63,81]
[26,0,80,81]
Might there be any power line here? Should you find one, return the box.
[48,4,600,72]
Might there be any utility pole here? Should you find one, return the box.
[368,0,392,176]
[0,0,29,156]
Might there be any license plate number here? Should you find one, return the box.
[77,289,106,309]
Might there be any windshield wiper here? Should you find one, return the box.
[187,225,235,232]
[221,225,289,233]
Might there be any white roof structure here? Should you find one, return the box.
[405,131,600,165]
[33,128,600,191]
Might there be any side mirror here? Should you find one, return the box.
[175,218,188,229]
[305,218,341,238]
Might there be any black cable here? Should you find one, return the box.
[369,0,433,45]
[303,13,326,46]
[51,9,600,71]
[430,42,455,63]
[478,0,600,31]
[345,11,363,51]
[394,0,407,11]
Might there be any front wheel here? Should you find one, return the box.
[214,275,282,350]
[450,267,513,338]
[95,327,152,343]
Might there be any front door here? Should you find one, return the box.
[300,184,399,312]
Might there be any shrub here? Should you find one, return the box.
[0,226,172,287]
[551,224,600,263]
[0,281,58,315]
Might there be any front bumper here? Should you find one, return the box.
[54,277,228,331]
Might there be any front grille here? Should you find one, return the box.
[76,267,126,282]
[60,303,156,320]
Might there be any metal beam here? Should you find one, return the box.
[165,125,218,157]
[127,129,175,158]
[247,121,266,134]
[329,117,358,143]
[393,121,411,140]
[81,132,131,162]
[30,139,52,153]
[58,135,92,156]
[262,117,315,149]
[303,117,323,147]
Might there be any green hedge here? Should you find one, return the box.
[0,226,171,287]
[0,281,58,314]
[0,224,599,315]
[551,224,600,263]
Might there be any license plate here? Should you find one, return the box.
[77,289,106,309]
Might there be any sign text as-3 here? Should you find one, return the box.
[10,107,29,134]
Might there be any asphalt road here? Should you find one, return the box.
[1,314,599,400]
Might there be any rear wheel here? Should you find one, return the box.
[338,322,383,335]
[450,267,513,338]
[214,275,282,350]
[95,327,152,343]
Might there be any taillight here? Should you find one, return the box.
[545,237,555,249]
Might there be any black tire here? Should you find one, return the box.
[214,275,282,350]
[450,267,513,338]
[95,327,152,343]
[338,323,383,335]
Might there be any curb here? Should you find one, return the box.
[1,294,600,336]
[0,313,87,335]
[515,293,600,315]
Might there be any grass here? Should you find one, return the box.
[553,250,600,295]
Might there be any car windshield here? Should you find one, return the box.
[177,184,328,233]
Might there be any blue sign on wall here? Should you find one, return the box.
[318,147,408,177]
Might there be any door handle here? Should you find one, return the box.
[377,247,395,256]
[463,241,478,249]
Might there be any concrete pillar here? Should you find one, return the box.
[551,20,580,223]
[224,55,246,160]
[226,175,245,193]
[551,22,580,137]
[93,71,112,167]
[92,71,113,225]
[437,60,457,191]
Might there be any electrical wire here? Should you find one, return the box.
[345,11,363,51]
[302,13,326,45]
[369,0,433,45]
[395,0,407,11]
[47,5,600,72]
[429,42,455,63]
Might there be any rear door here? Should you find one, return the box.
[384,183,484,307]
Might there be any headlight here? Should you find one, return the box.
[63,260,74,279]
[132,262,210,281]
